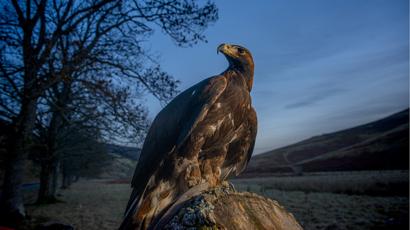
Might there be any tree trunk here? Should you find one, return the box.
[0,142,28,226]
[37,82,70,202]
[37,158,60,203]
[0,98,37,227]
[50,160,60,196]
[61,171,71,189]
[68,175,74,187]
[37,160,55,203]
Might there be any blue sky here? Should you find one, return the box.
[144,0,409,154]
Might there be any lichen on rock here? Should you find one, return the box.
[164,195,217,229]
[159,183,303,230]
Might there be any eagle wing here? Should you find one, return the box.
[124,75,228,216]
[220,105,257,180]
[236,107,257,175]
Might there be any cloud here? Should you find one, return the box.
[284,87,347,109]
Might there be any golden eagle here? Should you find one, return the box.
[120,44,257,230]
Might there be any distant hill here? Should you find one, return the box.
[105,143,141,161]
[101,144,141,179]
[100,153,137,179]
[242,109,409,177]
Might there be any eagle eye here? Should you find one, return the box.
[237,47,245,55]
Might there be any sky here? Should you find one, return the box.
[143,0,409,154]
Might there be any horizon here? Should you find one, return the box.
[142,0,409,154]
[254,107,409,155]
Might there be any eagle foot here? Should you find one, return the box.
[221,180,236,192]
[229,182,236,191]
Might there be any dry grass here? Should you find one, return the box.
[26,179,131,230]
[232,171,409,230]
[237,188,409,230]
[233,170,409,196]
[23,171,409,230]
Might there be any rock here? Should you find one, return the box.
[157,183,303,230]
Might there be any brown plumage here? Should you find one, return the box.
[119,43,257,230]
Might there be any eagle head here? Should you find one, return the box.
[217,43,254,72]
[218,43,254,90]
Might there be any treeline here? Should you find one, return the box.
[0,0,218,227]
[29,125,111,201]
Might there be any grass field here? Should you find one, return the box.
[232,171,409,230]
[23,170,409,230]
[233,170,409,196]
[236,188,408,230]
[26,180,131,230]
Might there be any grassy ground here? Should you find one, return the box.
[232,170,409,230]
[23,171,409,230]
[233,170,409,196]
[248,189,407,230]
[26,180,131,230]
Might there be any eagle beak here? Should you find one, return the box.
[218,43,238,59]
[217,43,227,54]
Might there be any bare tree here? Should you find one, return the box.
[0,0,217,225]
[53,124,110,190]
[33,73,151,203]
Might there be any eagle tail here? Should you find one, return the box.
[119,186,146,230]
[120,181,176,230]
[235,160,249,176]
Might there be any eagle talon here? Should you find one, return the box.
[221,181,236,192]
[228,181,236,192]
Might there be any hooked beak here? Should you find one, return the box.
[217,43,227,54]
[218,43,236,57]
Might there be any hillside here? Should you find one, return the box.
[242,109,409,177]
[105,143,141,161]
[100,153,137,179]
[100,144,140,179]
